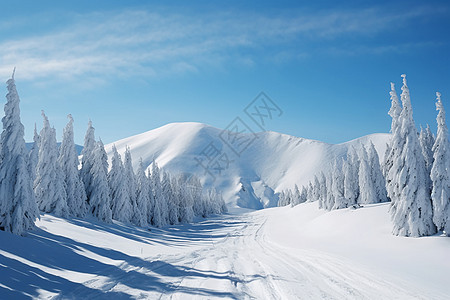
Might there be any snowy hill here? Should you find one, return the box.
[104,122,390,209]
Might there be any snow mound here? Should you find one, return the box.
[104,122,390,209]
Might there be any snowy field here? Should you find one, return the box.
[1,202,448,299]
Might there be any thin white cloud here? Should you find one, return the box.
[0,5,443,82]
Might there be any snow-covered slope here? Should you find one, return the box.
[105,122,390,209]
[1,203,448,299]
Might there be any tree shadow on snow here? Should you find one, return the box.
[0,214,251,299]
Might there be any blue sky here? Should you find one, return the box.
[0,0,449,144]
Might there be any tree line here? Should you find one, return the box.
[280,74,450,237]
[0,74,227,236]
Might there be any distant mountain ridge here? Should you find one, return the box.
[104,122,390,209]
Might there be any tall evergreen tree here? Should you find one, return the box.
[58,114,87,217]
[358,145,377,204]
[124,147,142,225]
[331,159,345,209]
[390,75,435,237]
[28,124,39,183]
[135,158,150,227]
[318,172,327,209]
[419,124,435,194]
[385,82,402,200]
[367,141,388,203]
[34,111,69,217]
[89,141,112,222]
[0,72,39,235]
[151,161,163,227]
[162,171,178,224]
[343,147,359,206]
[108,145,132,223]
[431,92,450,235]
[80,121,96,203]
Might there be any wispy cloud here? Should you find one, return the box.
[0,5,444,83]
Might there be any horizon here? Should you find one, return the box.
[0,0,449,145]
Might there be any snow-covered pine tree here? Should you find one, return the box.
[390,74,436,237]
[343,147,359,207]
[89,141,112,222]
[331,158,346,209]
[58,114,87,217]
[34,111,69,217]
[189,175,204,216]
[98,139,109,176]
[135,158,150,227]
[0,72,39,235]
[419,124,435,194]
[150,161,163,227]
[162,171,178,224]
[108,145,132,223]
[306,182,314,203]
[324,170,335,210]
[80,121,96,203]
[147,168,155,224]
[312,175,321,202]
[358,144,377,205]
[278,191,286,207]
[300,186,308,204]
[28,124,40,183]
[318,172,327,209]
[291,184,302,206]
[385,82,402,200]
[367,141,388,203]
[123,147,142,225]
[177,174,194,223]
[431,92,450,235]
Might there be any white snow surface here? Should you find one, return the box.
[1,202,448,299]
[104,122,390,209]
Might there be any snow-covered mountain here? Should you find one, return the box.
[104,122,390,209]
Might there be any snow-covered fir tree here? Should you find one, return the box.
[331,158,345,209]
[300,186,308,204]
[162,171,178,224]
[58,115,87,217]
[367,141,387,203]
[189,175,205,216]
[343,147,359,207]
[385,82,402,199]
[123,147,142,225]
[291,184,302,206]
[150,161,164,227]
[177,174,194,223]
[89,141,112,222]
[311,175,320,203]
[0,72,39,235]
[108,145,132,223]
[318,172,327,209]
[419,124,435,194]
[430,92,450,235]
[389,74,435,237]
[135,158,150,227]
[34,111,69,217]
[28,124,39,183]
[80,121,96,203]
[358,145,377,205]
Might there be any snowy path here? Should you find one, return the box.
[1,203,448,299]
[62,212,431,299]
